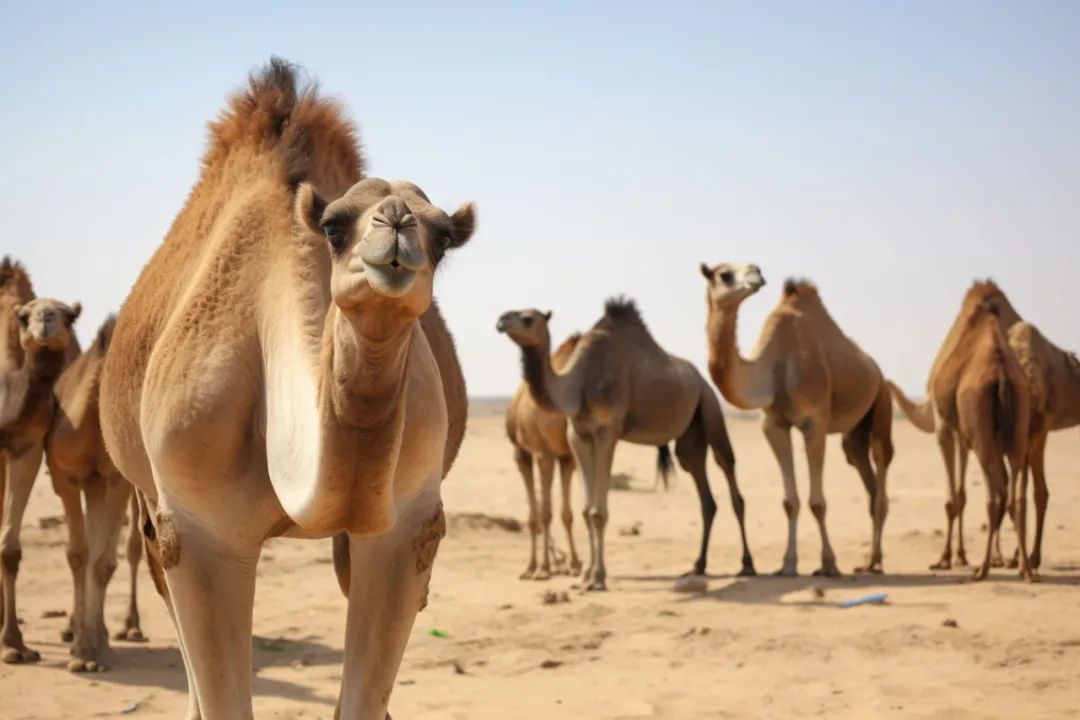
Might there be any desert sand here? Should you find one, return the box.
[2,405,1079,719]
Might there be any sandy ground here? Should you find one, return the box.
[2,407,1079,719]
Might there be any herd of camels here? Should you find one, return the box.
[1,59,1078,718]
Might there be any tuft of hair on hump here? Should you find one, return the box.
[202,57,363,194]
[782,278,818,298]
[93,315,118,356]
[603,295,643,322]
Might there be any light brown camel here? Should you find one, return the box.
[888,281,1023,569]
[46,315,145,672]
[98,60,476,719]
[501,311,582,579]
[1006,321,1080,570]
[932,302,1032,580]
[0,266,82,664]
[497,299,755,591]
[700,264,893,576]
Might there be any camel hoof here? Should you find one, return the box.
[533,568,552,581]
[1006,557,1019,569]
[737,563,757,578]
[990,556,1005,569]
[929,558,951,570]
[954,553,969,567]
[774,566,798,577]
[568,562,583,576]
[812,565,843,578]
[970,568,989,582]
[1030,554,1042,570]
[854,564,883,575]
[519,568,536,581]
[67,658,108,673]
[1,646,41,664]
[115,628,146,643]
[585,581,608,592]
[60,629,74,643]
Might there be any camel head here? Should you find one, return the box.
[700,262,766,308]
[14,298,81,353]
[496,309,552,348]
[297,178,476,319]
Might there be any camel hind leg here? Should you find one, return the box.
[673,413,718,577]
[1027,431,1049,569]
[843,407,879,573]
[116,487,145,642]
[856,384,894,574]
[699,395,755,576]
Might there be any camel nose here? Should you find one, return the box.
[496,314,511,333]
[375,196,411,230]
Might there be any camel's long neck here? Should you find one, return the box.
[0,346,65,429]
[519,338,581,416]
[0,304,24,374]
[261,252,415,536]
[706,304,773,410]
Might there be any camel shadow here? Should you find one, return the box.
[612,568,1080,606]
[58,635,343,708]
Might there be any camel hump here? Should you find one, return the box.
[203,57,362,195]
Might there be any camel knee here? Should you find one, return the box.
[66,548,87,572]
[782,499,799,520]
[561,507,574,527]
[809,502,827,522]
[0,547,22,576]
[93,557,118,588]
[587,507,608,532]
[540,506,553,527]
[1034,485,1049,506]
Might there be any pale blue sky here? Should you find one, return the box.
[2,2,1077,397]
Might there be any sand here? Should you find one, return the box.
[2,409,1078,719]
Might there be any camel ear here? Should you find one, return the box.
[64,302,82,325]
[699,262,712,280]
[295,183,328,235]
[448,202,477,248]
[544,310,552,322]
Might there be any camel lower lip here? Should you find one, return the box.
[364,264,418,297]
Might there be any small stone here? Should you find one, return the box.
[540,659,563,669]
[943,618,958,628]
[452,661,466,675]
[673,575,708,594]
[811,585,826,600]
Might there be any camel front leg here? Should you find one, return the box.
[513,447,539,580]
[583,428,616,592]
[802,427,841,577]
[954,440,971,566]
[535,454,556,580]
[159,504,259,719]
[50,470,88,645]
[557,456,581,575]
[762,416,799,576]
[1,445,44,664]
[69,474,131,671]
[569,431,597,585]
[337,488,444,720]
[116,489,145,642]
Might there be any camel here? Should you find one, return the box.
[700,264,893,576]
[1006,322,1080,570]
[501,311,582,579]
[931,302,1032,580]
[45,315,145,672]
[497,299,755,592]
[98,59,476,719]
[888,281,1023,569]
[1,262,82,664]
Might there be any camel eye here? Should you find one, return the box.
[719,271,735,285]
[323,221,347,252]
[17,312,29,328]
[522,316,534,327]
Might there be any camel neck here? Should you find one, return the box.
[519,335,580,415]
[706,303,769,411]
[329,309,414,429]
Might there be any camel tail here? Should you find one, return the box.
[886,380,935,433]
[992,362,1017,456]
[656,445,674,490]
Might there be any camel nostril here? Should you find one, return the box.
[391,259,400,269]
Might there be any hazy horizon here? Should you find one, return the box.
[3,2,1077,397]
